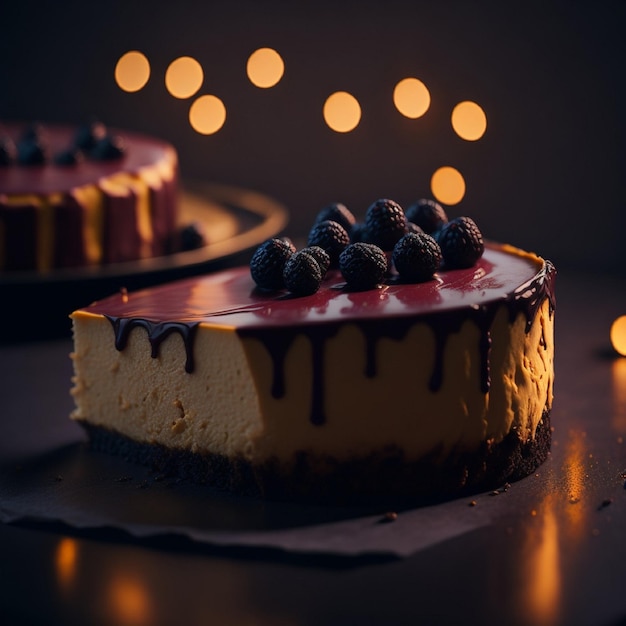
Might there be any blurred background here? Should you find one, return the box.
[1,0,625,277]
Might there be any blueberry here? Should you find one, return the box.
[339,242,388,291]
[250,238,295,290]
[392,232,442,282]
[307,219,350,267]
[437,216,484,269]
[283,250,323,296]
[363,198,407,251]
[405,199,448,234]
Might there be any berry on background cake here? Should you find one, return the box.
[0,120,197,272]
[70,196,555,503]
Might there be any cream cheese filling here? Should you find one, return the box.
[70,296,554,465]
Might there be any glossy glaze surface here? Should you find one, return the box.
[82,244,549,328]
[0,124,175,195]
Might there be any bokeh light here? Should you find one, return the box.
[108,573,153,625]
[247,48,284,88]
[165,56,204,99]
[55,538,78,593]
[451,101,487,141]
[393,78,431,119]
[611,315,626,356]
[189,95,227,134]
[431,166,466,205]
[323,91,361,133]
[115,51,150,93]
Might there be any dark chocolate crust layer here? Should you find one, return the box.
[77,409,551,505]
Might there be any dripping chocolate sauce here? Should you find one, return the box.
[104,258,556,427]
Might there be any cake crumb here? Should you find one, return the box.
[468,500,477,507]
[378,511,398,523]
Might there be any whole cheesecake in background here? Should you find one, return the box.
[0,121,179,272]
[70,197,556,503]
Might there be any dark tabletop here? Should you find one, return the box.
[1,268,626,626]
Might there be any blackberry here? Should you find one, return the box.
[20,123,45,143]
[283,250,323,296]
[91,134,125,160]
[301,245,330,277]
[392,232,442,282]
[438,216,484,269]
[314,202,356,234]
[405,198,448,234]
[350,222,366,243]
[250,237,295,290]
[17,139,47,165]
[54,148,83,166]
[179,222,207,251]
[0,136,16,166]
[406,222,424,235]
[74,120,106,152]
[307,219,350,267]
[279,237,297,254]
[364,198,407,251]
[339,242,388,291]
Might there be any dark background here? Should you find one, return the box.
[2,0,625,277]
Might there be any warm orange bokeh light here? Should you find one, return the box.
[108,574,153,626]
[523,496,561,626]
[323,91,361,133]
[612,357,626,433]
[451,101,487,141]
[610,315,626,356]
[189,95,227,134]
[393,78,431,119]
[55,538,78,592]
[431,166,466,205]
[165,56,204,99]
[246,48,284,88]
[115,51,150,93]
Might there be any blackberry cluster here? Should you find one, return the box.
[0,121,125,168]
[250,238,297,290]
[249,196,486,297]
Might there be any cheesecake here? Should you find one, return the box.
[70,241,555,503]
[0,121,179,272]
